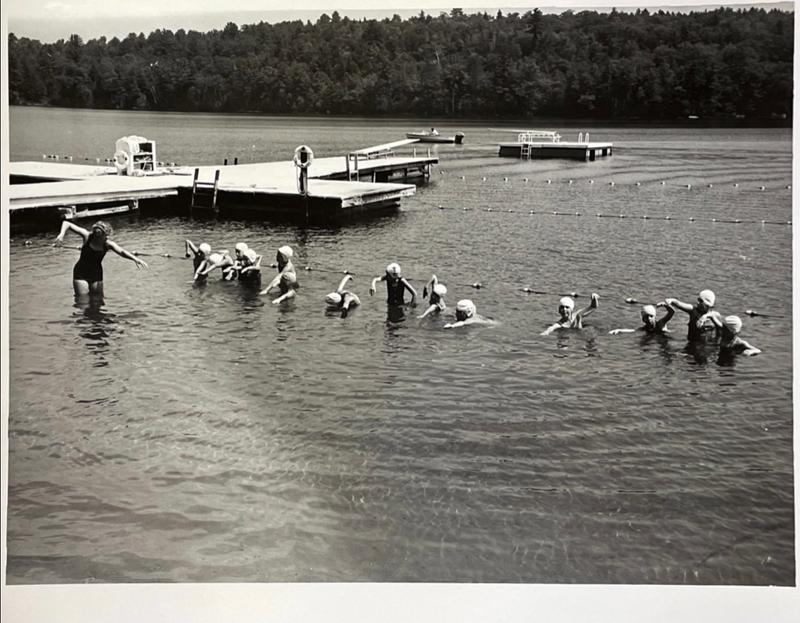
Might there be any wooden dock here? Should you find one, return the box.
[8,143,438,228]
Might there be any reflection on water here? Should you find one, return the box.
[6,112,794,585]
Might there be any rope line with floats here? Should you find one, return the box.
[35,242,780,319]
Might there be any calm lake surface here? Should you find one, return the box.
[6,106,794,584]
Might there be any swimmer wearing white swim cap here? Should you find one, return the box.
[325,274,360,317]
[541,292,600,336]
[369,261,417,306]
[444,299,495,329]
[664,289,720,342]
[609,301,674,335]
[418,274,448,319]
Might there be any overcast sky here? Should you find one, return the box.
[3,0,790,42]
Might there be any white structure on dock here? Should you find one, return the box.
[114,135,158,176]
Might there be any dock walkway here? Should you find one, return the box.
[8,148,438,225]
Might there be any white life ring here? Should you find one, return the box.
[293,145,314,169]
[114,150,129,170]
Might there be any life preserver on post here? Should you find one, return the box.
[293,145,314,169]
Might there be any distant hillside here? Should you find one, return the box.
[8,2,793,43]
[8,8,793,124]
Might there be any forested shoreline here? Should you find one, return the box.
[7,8,794,122]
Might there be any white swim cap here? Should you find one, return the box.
[559,296,575,310]
[278,245,294,260]
[433,283,447,296]
[698,289,715,307]
[456,299,476,318]
[244,248,257,262]
[723,315,742,334]
[641,304,657,318]
[198,243,211,255]
[235,242,248,254]
[325,292,342,306]
[386,262,401,278]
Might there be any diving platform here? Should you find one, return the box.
[7,142,438,229]
[495,130,613,161]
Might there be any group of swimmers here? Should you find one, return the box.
[54,220,760,355]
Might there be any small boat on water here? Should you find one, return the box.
[406,130,465,144]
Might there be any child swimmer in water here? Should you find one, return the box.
[699,313,761,356]
[540,293,600,336]
[325,274,361,317]
[369,262,417,306]
[444,299,495,329]
[609,302,674,335]
[418,274,447,319]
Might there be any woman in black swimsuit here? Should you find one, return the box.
[54,220,148,296]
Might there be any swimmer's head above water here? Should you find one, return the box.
[198,242,212,257]
[641,304,657,328]
[697,289,715,312]
[277,245,294,265]
[455,299,476,322]
[723,315,742,335]
[325,292,342,306]
[385,262,402,279]
[558,296,575,320]
[235,242,248,257]
[91,221,113,240]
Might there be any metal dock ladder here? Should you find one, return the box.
[191,169,220,212]
[520,143,532,159]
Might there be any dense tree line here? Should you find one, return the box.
[7,8,794,121]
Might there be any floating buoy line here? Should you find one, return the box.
[409,197,791,226]
[434,168,791,193]
[24,241,780,320]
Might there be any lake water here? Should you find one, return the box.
[5,106,794,584]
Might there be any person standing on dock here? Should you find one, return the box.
[418,275,447,318]
[369,262,417,306]
[664,290,719,341]
[54,220,147,296]
[540,293,599,336]
[325,274,360,317]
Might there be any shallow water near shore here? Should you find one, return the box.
[6,107,794,584]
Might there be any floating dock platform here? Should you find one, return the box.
[496,130,613,162]
[8,141,439,229]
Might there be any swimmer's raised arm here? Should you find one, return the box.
[55,220,91,244]
[423,274,438,299]
[107,240,148,268]
[654,301,675,331]
[343,292,360,309]
[336,274,353,293]
[185,239,198,257]
[575,292,600,320]
[665,297,693,313]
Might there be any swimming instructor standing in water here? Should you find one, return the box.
[54,220,148,296]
